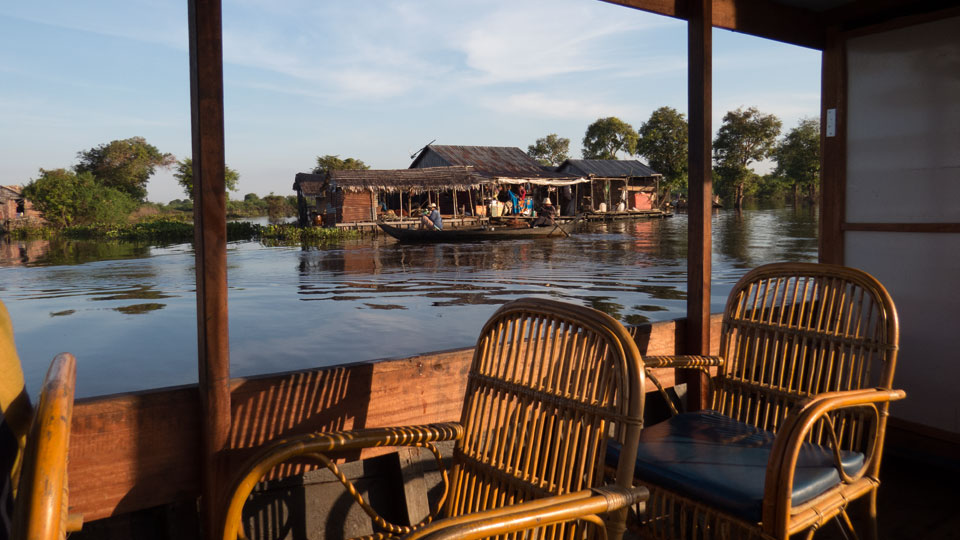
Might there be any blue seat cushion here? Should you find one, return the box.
[607,410,864,523]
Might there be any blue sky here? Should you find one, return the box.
[0,0,821,204]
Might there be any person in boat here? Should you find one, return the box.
[532,198,557,227]
[420,202,443,230]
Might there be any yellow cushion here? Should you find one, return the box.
[1,299,31,498]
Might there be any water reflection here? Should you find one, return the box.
[1,206,817,397]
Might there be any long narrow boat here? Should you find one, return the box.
[378,221,576,243]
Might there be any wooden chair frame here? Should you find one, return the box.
[11,353,82,540]
[640,262,904,540]
[223,298,649,540]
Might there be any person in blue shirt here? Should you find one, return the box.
[420,202,443,230]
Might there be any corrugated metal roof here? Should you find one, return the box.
[411,145,574,179]
[557,159,661,178]
[294,166,491,196]
[1,185,23,199]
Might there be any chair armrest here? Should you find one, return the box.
[222,422,463,540]
[643,355,724,369]
[761,388,906,532]
[11,353,78,540]
[406,486,649,540]
[643,356,724,415]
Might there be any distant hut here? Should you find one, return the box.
[410,145,588,215]
[1,185,43,231]
[556,159,662,212]
[293,166,490,226]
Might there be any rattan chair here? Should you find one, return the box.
[2,298,81,540]
[8,353,81,540]
[610,262,905,539]
[223,298,648,540]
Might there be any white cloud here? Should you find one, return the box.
[482,92,643,120]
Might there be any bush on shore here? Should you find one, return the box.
[7,218,356,244]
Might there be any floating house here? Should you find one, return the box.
[410,145,589,215]
[0,185,42,231]
[293,166,489,226]
[556,159,662,212]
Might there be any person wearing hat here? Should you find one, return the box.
[532,197,557,227]
[420,202,443,231]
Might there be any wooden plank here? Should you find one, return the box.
[842,223,960,233]
[188,0,231,538]
[818,26,846,264]
[684,0,713,410]
[601,0,824,50]
[67,317,716,522]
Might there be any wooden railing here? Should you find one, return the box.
[68,314,722,522]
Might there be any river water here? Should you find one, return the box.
[0,205,817,398]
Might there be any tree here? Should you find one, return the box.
[312,155,369,175]
[527,134,570,166]
[173,157,240,199]
[713,107,781,209]
[582,117,638,159]
[636,106,689,201]
[74,137,175,200]
[773,118,820,203]
[22,168,138,227]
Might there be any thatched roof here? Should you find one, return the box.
[294,166,492,196]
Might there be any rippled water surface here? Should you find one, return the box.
[1,206,817,397]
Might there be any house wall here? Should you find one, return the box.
[339,191,374,223]
[844,16,960,434]
[409,150,449,169]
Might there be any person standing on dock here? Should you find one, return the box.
[420,202,443,230]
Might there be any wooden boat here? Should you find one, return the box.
[11,3,959,540]
[377,221,576,242]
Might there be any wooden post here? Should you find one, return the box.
[819,26,846,264]
[685,0,712,410]
[468,189,475,221]
[453,190,458,219]
[188,0,230,538]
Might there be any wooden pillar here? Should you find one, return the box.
[188,0,230,538]
[819,26,846,264]
[685,0,712,410]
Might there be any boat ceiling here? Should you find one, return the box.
[601,0,957,50]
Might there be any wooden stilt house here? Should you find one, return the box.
[293,167,490,226]
[556,159,662,212]
[1,185,42,231]
[410,145,589,215]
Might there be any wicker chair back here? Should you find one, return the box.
[447,298,646,540]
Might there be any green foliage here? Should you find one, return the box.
[713,107,782,206]
[527,134,570,166]
[263,194,296,220]
[582,117,638,159]
[74,137,175,200]
[773,118,820,201]
[258,224,356,243]
[22,168,139,228]
[636,106,689,196]
[173,157,240,198]
[312,155,369,175]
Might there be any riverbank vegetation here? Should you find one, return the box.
[9,218,356,244]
